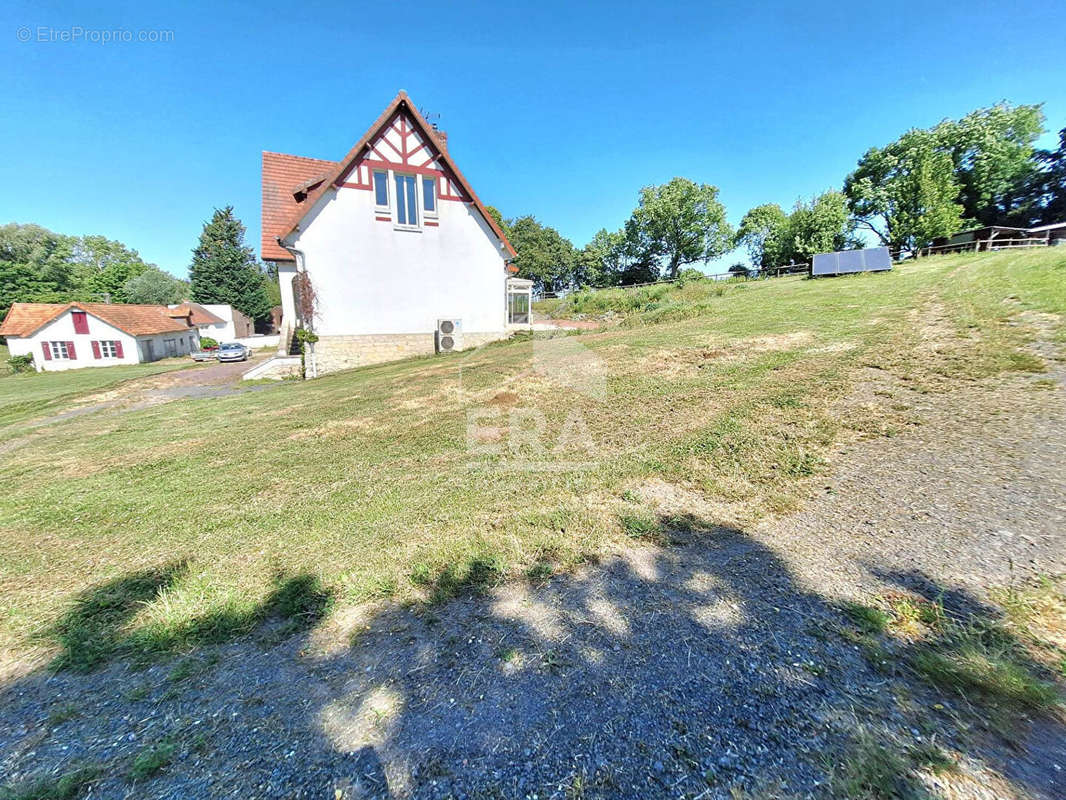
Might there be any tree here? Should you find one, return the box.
[1016,127,1066,225]
[483,205,506,231]
[736,204,788,269]
[71,235,152,303]
[786,190,854,263]
[624,178,733,279]
[844,103,1046,253]
[738,192,855,269]
[505,215,579,293]
[123,267,186,305]
[576,228,658,288]
[0,224,78,319]
[934,103,1045,226]
[845,129,965,256]
[189,207,271,322]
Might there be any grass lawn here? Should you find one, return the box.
[0,357,194,431]
[0,248,1063,669]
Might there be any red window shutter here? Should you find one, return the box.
[91,341,102,359]
[67,341,76,360]
[114,340,124,359]
[42,342,52,360]
[71,311,89,334]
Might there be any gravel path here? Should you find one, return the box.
[0,354,271,455]
[1,335,1063,798]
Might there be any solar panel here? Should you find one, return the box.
[811,246,892,276]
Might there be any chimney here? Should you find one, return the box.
[435,129,448,153]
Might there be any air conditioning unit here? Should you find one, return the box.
[436,318,462,353]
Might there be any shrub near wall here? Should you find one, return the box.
[7,354,34,374]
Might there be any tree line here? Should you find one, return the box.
[502,102,1066,290]
[0,206,279,325]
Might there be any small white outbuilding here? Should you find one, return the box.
[0,302,200,372]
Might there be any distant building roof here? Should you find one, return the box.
[169,302,226,326]
[1027,221,1066,232]
[0,302,195,338]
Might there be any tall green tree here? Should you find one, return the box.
[845,103,1046,252]
[577,228,658,288]
[1016,127,1066,225]
[0,224,78,319]
[71,235,151,303]
[624,178,733,279]
[736,203,789,269]
[123,267,186,305]
[845,129,965,256]
[933,103,1045,226]
[505,215,579,293]
[738,192,854,269]
[189,206,271,322]
[786,190,854,263]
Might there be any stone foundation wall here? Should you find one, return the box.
[312,331,508,375]
[242,356,301,381]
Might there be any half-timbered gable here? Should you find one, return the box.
[257,91,527,378]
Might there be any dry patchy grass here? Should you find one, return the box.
[1,249,1063,670]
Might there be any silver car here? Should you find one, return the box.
[216,342,250,362]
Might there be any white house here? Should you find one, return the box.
[258,90,529,376]
[0,302,200,372]
[169,302,252,343]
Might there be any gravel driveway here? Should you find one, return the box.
[2,353,271,452]
[1,341,1063,798]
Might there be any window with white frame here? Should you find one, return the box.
[49,341,71,359]
[373,170,389,212]
[99,340,120,358]
[422,176,437,218]
[394,173,419,229]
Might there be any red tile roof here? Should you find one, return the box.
[261,91,515,261]
[169,302,226,326]
[0,302,195,338]
[261,151,337,261]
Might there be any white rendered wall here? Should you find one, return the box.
[200,305,238,341]
[10,311,142,372]
[289,184,509,337]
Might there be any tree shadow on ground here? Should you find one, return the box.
[1,519,1063,799]
[45,562,333,672]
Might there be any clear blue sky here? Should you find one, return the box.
[1,0,1062,277]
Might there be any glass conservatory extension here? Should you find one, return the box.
[506,277,532,326]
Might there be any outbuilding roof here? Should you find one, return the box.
[0,302,196,338]
[168,302,226,326]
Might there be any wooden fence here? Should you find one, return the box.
[539,262,811,299]
[917,236,1054,257]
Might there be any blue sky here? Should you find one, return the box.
[1,0,1062,277]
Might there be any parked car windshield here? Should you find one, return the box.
[219,343,242,350]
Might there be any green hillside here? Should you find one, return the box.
[0,248,1063,667]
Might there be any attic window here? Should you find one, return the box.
[373,170,389,211]
[422,176,437,217]
[394,173,419,229]
[71,310,89,334]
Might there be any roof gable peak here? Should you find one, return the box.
[274,92,514,257]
